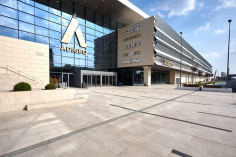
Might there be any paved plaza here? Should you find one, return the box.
[0,85,236,157]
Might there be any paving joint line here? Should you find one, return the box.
[171,149,192,157]
[0,91,195,157]
[109,105,232,132]
[198,111,236,119]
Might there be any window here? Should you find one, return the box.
[62,18,70,26]
[62,57,74,64]
[0,16,18,29]
[62,12,72,20]
[36,35,49,44]
[50,30,61,39]
[19,12,34,24]
[36,26,49,37]
[50,55,61,63]
[19,21,34,33]
[35,8,48,19]
[35,17,49,28]
[19,0,34,6]
[50,22,61,32]
[50,38,61,47]
[0,0,17,9]
[0,26,18,39]
[19,2,34,15]
[49,13,61,24]
[49,8,61,16]
[50,47,61,55]
[35,2,48,11]
[19,31,35,42]
[0,5,18,19]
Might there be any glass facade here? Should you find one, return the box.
[0,0,124,73]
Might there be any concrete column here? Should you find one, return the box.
[143,66,152,86]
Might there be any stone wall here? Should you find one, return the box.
[0,35,49,85]
[0,89,76,113]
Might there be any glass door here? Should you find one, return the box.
[92,75,96,87]
[62,73,69,87]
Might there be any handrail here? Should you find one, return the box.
[0,65,44,83]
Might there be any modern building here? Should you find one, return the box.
[0,0,212,87]
[221,72,227,78]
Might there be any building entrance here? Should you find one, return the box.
[133,70,144,85]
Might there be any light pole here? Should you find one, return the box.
[226,19,232,88]
[180,32,183,86]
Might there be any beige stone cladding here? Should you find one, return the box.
[118,16,155,68]
[169,71,206,84]
[0,35,49,85]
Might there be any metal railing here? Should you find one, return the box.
[0,65,44,83]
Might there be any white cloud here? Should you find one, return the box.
[194,22,211,35]
[203,52,221,58]
[157,12,165,18]
[213,0,236,11]
[198,2,204,7]
[214,29,226,33]
[150,0,196,17]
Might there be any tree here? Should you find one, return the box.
[191,66,198,83]
[198,70,203,82]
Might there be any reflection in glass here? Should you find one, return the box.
[35,8,48,19]
[86,21,95,29]
[49,13,61,24]
[19,2,34,15]
[62,26,67,34]
[86,40,94,48]
[0,0,17,9]
[49,8,61,16]
[62,50,75,57]
[80,59,85,67]
[62,18,69,26]
[50,47,61,55]
[96,24,103,33]
[0,5,18,19]
[19,21,34,33]
[62,12,72,20]
[62,57,74,64]
[0,26,18,38]
[36,35,49,44]
[86,28,95,35]
[96,31,103,37]
[79,25,85,32]
[50,55,61,63]
[35,2,48,11]
[35,18,48,29]
[0,16,18,29]
[19,12,34,24]
[50,30,61,39]
[36,26,49,37]
[19,31,35,42]
[50,38,61,47]
[19,0,34,5]
[86,34,95,41]
[77,18,85,25]
[50,22,61,32]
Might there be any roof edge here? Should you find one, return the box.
[118,0,150,19]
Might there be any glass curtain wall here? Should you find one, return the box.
[0,0,123,72]
[151,71,168,84]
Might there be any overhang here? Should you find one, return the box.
[71,0,149,26]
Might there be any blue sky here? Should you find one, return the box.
[129,0,236,76]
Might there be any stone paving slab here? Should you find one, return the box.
[0,85,235,157]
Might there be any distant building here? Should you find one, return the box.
[221,72,227,78]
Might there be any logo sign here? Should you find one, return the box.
[61,46,87,55]
[123,24,141,35]
[123,59,141,64]
[123,51,141,57]
[123,42,141,49]
[61,14,86,47]
[163,60,173,67]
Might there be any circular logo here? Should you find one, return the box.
[135,24,141,32]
